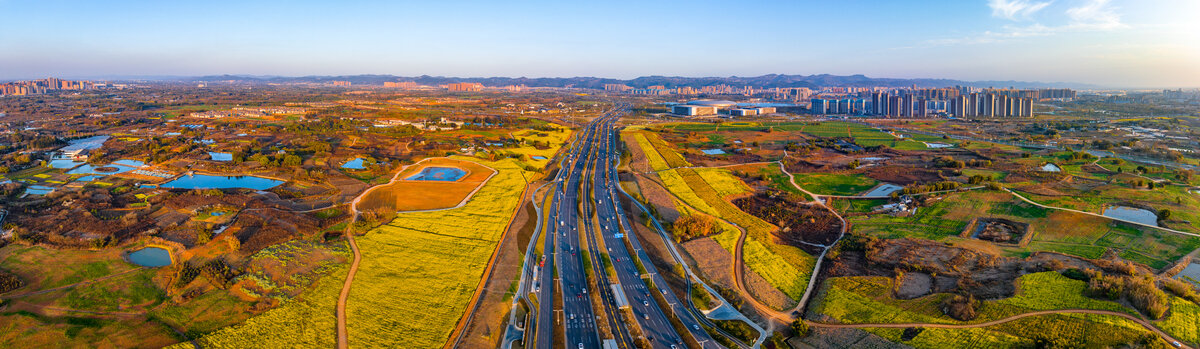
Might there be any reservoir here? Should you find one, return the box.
[862,183,903,197]
[341,158,366,169]
[406,167,466,181]
[1102,205,1158,226]
[128,247,172,267]
[161,174,284,190]
[701,149,727,155]
[209,152,233,162]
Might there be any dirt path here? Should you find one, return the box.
[806,308,1192,348]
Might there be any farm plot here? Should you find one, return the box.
[660,167,814,299]
[789,173,878,196]
[356,158,494,212]
[346,157,528,347]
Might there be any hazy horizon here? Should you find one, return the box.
[2,0,1198,88]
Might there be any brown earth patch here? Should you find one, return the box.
[864,166,943,185]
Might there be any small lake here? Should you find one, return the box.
[160,174,284,190]
[341,158,366,169]
[128,247,172,267]
[1176,263,1200,286]
[701,149,727,155]
[406,167,466,181]
[1040,163,1062,172]
[75,175,104,182]
[209,152,233,162]
[924,142,954,149]
[531,156,548,160]
[25,185,54,195]
[1103,205,1158,226]
[67,163,138,175]
[112,159,146,168]
[862,183,903,197]
[48,158,85,169]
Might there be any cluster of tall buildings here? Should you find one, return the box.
[0,78,96,96]
[383,81,417,89]
[808,87,1073,118]
[603,84,812,101]
[447,82,484,92]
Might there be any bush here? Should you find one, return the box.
[943,294,979,321]
[790,319,811,338]
[1060,268,1089,281]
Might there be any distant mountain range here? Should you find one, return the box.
[188,73,1096,89]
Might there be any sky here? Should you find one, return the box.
[1,0,1198,88]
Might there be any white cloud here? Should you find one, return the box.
[988,0,1053,20]
[1066,0,1126,30]
[920,0,1126,47]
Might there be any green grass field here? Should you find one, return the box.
[809,272,1170,348]
[790,173,878,196]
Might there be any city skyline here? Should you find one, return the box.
[1,0,1198,88]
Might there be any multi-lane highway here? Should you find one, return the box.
[521,106,721,349]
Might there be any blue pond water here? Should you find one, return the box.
[341,158,366,169]
[112,159,146,167]
[128,247,172,267]
[702,149,727,155]
[49,158,85,169]
[406,167,466,181]
[25,185,54,195]
[531,156,548,160]
[76,175,104,182]
[66,163,137,175]
[209,152,233,161]
[160,174,284,190]
[1103,206,1158,226]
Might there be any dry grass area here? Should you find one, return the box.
[742,265,798,310]
[680,237,736,290]
[356,158,493,212]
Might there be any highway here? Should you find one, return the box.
[528,107,722,349]
[534,115,602,349]
[589,109,720,348]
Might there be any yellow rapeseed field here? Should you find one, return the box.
[177,157,530,348]
[347,157,528,347]
[633,133,671,171]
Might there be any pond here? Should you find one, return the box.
[1103,205,1158,226]
[112,159,146,168]
[25,185,54,195]
[127,247,172,267]
[67,163,138,175]
[75,175,104,182]
[406,166,466,181]
[341,158,366,169]
[923,142,954,149]
[860,157,889,162]
[701,149,727,155]
[1176,263,1200,287]
[160,174,284,190]
[48,158,85,169]
[862,183,903,197]
[531,156,548,160]
[209,152,233,162]
[1040,163,1062,172]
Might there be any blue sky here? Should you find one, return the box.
[1,0,1197,87]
